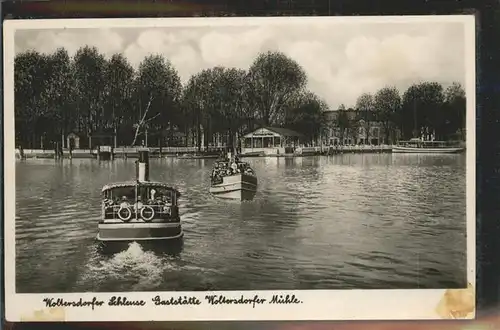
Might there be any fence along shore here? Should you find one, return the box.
[15,144,394,159]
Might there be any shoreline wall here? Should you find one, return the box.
[15,145,395,159]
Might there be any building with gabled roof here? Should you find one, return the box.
[241,126,305,155]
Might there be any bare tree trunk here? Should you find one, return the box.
[131,96,155,146]
[131,127,142,147]
[159,130,163,157]
[384,122,391,144]
[228,128,233,152]
[204,128,209,152]
[196,122,202,152]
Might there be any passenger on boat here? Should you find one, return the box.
[230,161,238,173]
[218,151,230,162]
[134,196,144,211]
[120,196,130,208]
[212,158,258,184]
[239,163,254,176]
[212,174,223,185]
[162,195,172,205]
[211,165,224,185]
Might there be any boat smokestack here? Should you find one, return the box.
[136,149,150,182]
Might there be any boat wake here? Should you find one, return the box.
[79,242,168,291]
[76,241,225,292]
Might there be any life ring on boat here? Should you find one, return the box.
[117,206,132,222]
[140,205,155,222]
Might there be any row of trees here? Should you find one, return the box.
[333,81,466,144]
[15,46,466,150]
[15,47,327,150]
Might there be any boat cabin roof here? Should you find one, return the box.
[101,181,180,196]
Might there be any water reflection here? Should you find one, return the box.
[15,154,467,292]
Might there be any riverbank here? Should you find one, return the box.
[240,145,393,157]
[15,147,213,159]
[15,145,394,159]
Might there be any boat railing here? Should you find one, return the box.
[102,199,178,222]
[397,140,461,148]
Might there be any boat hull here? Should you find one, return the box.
[392,146,464,154]
[97,222,183,242]
[209,174,257,201]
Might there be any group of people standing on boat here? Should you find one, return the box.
[211,154,255,185]
[104,189,172,211]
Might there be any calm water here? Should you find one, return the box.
[15,154,467,293]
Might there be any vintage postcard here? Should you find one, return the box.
[4,15,476,322]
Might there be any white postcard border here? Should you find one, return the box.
[3,15,476,322]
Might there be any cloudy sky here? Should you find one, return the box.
[14,19,466,109]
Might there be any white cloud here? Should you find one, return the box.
[14,21,465,109]
[21,28,125,58]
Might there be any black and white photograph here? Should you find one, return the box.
[4,16,475,321]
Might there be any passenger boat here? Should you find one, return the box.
[97,149,183,242]
[392,138,465,154]
[209,154,258,201]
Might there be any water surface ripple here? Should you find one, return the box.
[15,154,467,293]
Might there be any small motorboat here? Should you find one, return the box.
[98,149,183,242]
[209,154,258,201]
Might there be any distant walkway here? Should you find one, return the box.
[240,145,393,157]
[15,145,395,160]
[15,147,224,159]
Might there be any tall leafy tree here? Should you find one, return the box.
[14,50,71,148]
[14,46,465,149]
[347,108,361,143]
[73,46,108,147]
[14,51,50,148]
[247,51,307,126]
[210,67,249,149]
[181,69,214,151]
[131,55,182,147]
[443,82,466,140]
[401,82,445,139]
[103,53,135,147]
[373,86,401,144]
[335,105,351,145]
[45,48,74,145]
[181,67,249,150]
[286,91,328,142]
[355,93,374,144]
